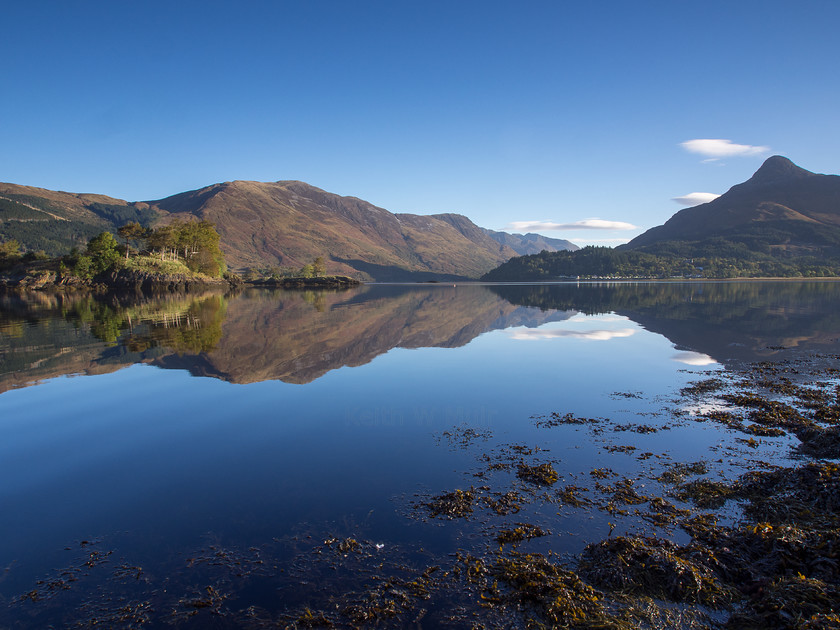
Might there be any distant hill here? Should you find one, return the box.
[0,179,577,281]
[481,229,578,255]
[484,156,840,280]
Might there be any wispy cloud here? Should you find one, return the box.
[509,328,636,341]
[576,238,634,245]
[672,192,721,207]
[680,138,770,160]
[671,351,718,366]
[509,219,638,232]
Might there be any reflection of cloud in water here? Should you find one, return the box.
[569,314,629,323]
[672,351,718,366]
[682,400,728,417]
[509,328,636,341]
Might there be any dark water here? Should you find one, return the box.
[1,281,839,627]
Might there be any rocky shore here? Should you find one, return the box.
[0,264,236,293]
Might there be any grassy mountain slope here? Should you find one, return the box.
[144,180,520,279]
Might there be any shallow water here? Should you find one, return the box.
[1,281,839,627]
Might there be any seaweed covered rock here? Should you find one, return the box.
[516,462,559,486]
[736,462,840,524]
[496,523,549,547]
[579,536,733,606]
[490,553,627,628]
[424,488,475,519]
[795,425,840,459]
[726,575,840,630]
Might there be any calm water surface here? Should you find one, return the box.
[2,281,839,627]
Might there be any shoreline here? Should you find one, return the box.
[245,275,361,289]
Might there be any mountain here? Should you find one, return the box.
[143,181,522,279]
[1,179,576,281]
[483,156,840,280]
[622,156,840,255]
[481,229,579,255]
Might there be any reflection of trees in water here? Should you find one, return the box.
[490,281,840,361]
[300,290,327,312]
[0,292,230,392]
[124,295,227,354]
[490,281,840,319]
[14,292,231,353]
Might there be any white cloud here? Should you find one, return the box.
[680,138,770,160]
[509,328,636,341]
[576,238,634,245]
[509,219,638,232]
[672,192,721,207]
[671,351,718,366]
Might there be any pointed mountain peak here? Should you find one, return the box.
[746,155,815,186]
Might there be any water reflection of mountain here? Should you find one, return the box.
[489,281,840,364]
[149,285,575,384]
[6,281,837,390]
[0,285,573,390]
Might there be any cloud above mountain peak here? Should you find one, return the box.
[509,219,637,232]
[680,138,770,160]
[672,192,721,206]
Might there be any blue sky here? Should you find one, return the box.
[2,1,838,246]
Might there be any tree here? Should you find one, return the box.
[0,239,21,270]
[147,224,178,261]
[143,220,226,277]
[117,222,147,259]
[73,231,121,280]
[86,231,121,271]
[0,239,20,259]
[312,256,326,277]
[177,220,225,276]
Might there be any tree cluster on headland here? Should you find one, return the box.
[0,219,228,290]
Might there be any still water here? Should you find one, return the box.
[1,281,838,627]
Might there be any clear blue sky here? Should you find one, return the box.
[3,1,838,246]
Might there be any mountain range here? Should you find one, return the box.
[0,179,576,281]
